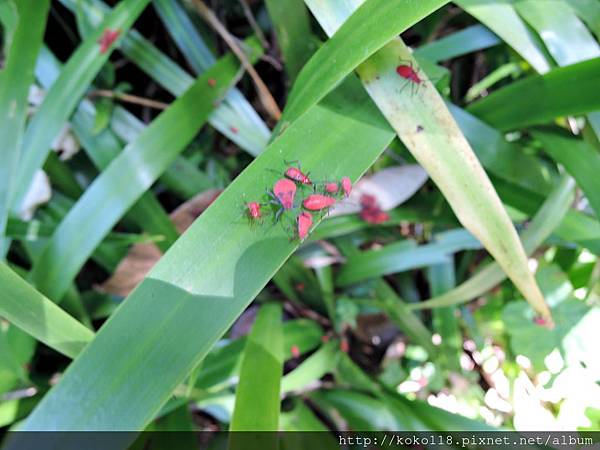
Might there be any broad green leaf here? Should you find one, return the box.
[455,0,551,73]
[230,304,283,431]
[0,0,49,254]
[18,79,396,431]
[0,263,93,359]
[11,0,152,212]
[415,24,501,63]
[281,0,451,123]
[265,0,317,81]
[411,174,575,310]
[534,130,600,222]
[30,41,264,301]
[468,57,600,131]
[304,0,551,318]
[337,229,481,286]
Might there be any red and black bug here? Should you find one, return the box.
[98,29,120,54]
[325,182,339,194]
[341,177,352,197]
[268,178,297,221]
[359,194,389,224]
[247,202,261,220]
[396,63,422,84]
[285,166,312,185]
[303,194,336,211]
[297,211,313,240]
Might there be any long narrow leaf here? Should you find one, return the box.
[0,0,49,254]
[11,0,151,212]
[230,304,283,431]
[30,40,264,301]
[305,0,551,319]
[468,57,600,131]
[18,79,396,432]
[411,174,575,310]
[0,263,93,359]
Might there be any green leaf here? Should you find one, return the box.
[281,0,450,124]
[455,0,551,73]
[265,0,317,81]
[303,0,550,318]
[514,0,600,66]
[411,174,575,310]
[0,0,50,254]
[281,341,338,393]
[30,41,263,301]
[230,304,283,431]
[415,24,501,63]
[534,130,600,222]
[11,0,152,212]
[468,57,600,131]
[18,79,396,432]
[61,0,270,156]
[337,229,481,286]
[0,263,93,359]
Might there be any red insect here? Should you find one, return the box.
[98,29,120,54]
[359,194,389,224]
[303,194,336,211]
[207,78,217,87]
[297,211,313,240]
[290,345,301,358]
[340,338,350,354]
[341,177,352,197]
[325,182,339,194]
[247,202,261,220]
[285,166,312,185]
[230,126,239,134]
[396,64,422,84]
[360,208,390,224]
[268,178,297,221]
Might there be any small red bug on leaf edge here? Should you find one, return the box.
[297,211,313,240]
[303,194,336,211]
[98,29,121,54]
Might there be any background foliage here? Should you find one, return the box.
[1,0,599,438]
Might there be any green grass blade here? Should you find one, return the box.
[305,0,551,319]
[512,0,600,140]
[11,0,151,212]
[230,304,283,431]
[18,78,396,431]
[566,0,600,38]
[534,130,600,221]
[415,24,500,63]
[411,174,575,310]
[0,0,49,254]
[29,41,263,301]
[337,229,481,286]
[265,0,316,81]
[280,0,450,124]
[467,57,600,131]
[514,0,600,65]
[0,263,93,359]
[455,0,551,73]
[35,47,178,251]
[281,341,338,393]
[60,0,270,156]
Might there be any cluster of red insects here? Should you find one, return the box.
[246,163,351,241]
